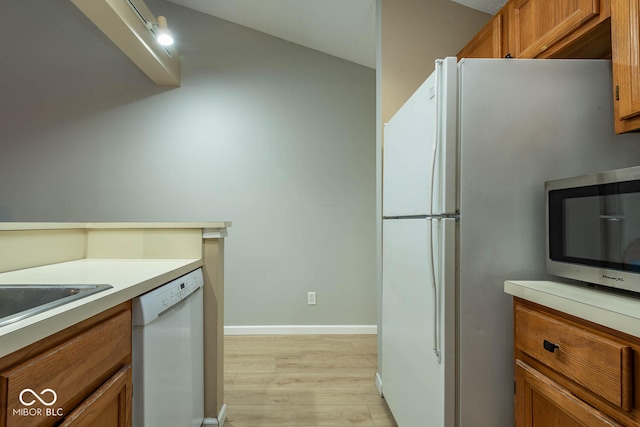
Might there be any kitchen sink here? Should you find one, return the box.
[0,284,113,327]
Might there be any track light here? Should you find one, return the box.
[156,16,174,46]
[147,15,174,46]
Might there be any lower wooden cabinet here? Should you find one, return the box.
[59,365,131,427]
[514,299,640,426]
[0,303,132,427]
[516,360,623,427]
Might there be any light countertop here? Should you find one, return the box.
[0,258,202,358]
[505,280,640,337]
[0,222,231,231]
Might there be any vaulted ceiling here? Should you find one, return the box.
[166,0,506,69]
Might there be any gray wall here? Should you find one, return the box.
[0,0,376,326]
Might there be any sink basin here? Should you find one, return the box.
[0,284,113,327]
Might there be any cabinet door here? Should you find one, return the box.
[515,360,623,427]
[611,0,640,133]
[1,310,131,427]
[509,0,600,58]
[457,12,505,59]
[58,365,132,427]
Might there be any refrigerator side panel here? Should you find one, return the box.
[456,58,640,427]
[383,72,437,217]
[382,218,444,426]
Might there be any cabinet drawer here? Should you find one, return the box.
[1,310,131,427]
[515,305,633,411]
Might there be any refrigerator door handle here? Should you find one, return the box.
[430,219,442,364]
[429,59,443,365]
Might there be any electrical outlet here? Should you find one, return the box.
[307,292,316,305]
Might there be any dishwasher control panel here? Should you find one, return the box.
[157,273,201,310]
[132,268,204,326]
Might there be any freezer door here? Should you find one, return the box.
[383,72,437,217]
[382,218,453,426]
[383,57,458,217]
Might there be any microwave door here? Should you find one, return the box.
[546,166,640,292]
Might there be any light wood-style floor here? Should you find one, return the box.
[224,334,398,426]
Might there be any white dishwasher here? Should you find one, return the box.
[132,268,204,427]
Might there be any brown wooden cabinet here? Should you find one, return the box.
[458,0,612,60]
[508,0,611,59]
[514,298,640,426]
[59,366,131,427]
[515,360,623,427]
[611,0,640,133]
[457,9,508,59]
[0,303,132,427]
[458,0,640,132]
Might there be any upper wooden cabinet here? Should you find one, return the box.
[611,0,640,133]
[508,0,611,58]
[457,0,611,60]
[458,0,640,132]
[457,10,508,59]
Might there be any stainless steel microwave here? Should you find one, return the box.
[546,166,640,293]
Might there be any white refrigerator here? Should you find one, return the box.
[381,57,640,427]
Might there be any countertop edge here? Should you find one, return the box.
[0,222,232,231]
[504,280,640,338]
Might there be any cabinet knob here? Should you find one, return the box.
[543,339,559,353]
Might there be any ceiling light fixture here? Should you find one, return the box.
[147,15,174,46]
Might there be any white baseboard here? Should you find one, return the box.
[224,325,377,335]
[375,372,383,397]
[217,403,227,426]
[202,403,227,427]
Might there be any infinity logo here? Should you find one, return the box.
[19,389,57,407]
